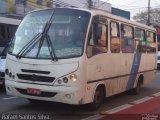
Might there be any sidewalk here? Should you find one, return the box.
[99,93,160,120]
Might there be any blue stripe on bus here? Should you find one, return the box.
[126,51,142,90]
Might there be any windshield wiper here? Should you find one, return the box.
[16,9,58,61]
[46,32,58,61]
[36,10,58,61]
[16,33,42,59]
[36,21,58,61]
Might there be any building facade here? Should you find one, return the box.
[0,0,130,19]
[15,0,52,14]
[0,0,16,14]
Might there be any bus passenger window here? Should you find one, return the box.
[87,23,108,57]
[146,31,156,53]
[110,22,120,53]
[135,28,146,53]
[121,25,134,53]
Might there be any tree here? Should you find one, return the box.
[133,8,160,24]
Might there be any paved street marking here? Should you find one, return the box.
[2,97,18,100]
[102,104,133,114]
[152,92,160,97]
[129,96,153,105]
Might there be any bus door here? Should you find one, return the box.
[86,16,108,84]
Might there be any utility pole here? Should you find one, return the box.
[147,0,151,26]
[23,0,26,13]
[88,0,93,9]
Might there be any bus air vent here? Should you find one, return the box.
[21,69,50,74]
[17,74,55,83]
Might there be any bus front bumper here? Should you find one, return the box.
[5,80,85,105]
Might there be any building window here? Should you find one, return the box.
[37,0,42,5]
[47,1,52,7]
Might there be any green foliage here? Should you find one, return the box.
[133,8,160,24]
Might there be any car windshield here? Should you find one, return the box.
[8,8,90,59]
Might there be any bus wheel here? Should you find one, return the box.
[88,86,104,110]
[132,77,142,95]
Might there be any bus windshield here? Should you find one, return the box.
[8,9,90,59]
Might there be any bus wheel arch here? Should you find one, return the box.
[88,83,106,110]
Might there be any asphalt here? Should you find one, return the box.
[99,93,160,120]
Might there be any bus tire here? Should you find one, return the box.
[88,86,104,110]
[132,77,142,95]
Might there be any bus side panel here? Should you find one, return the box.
[144,53,156,84]
[86,53,126,99]
[132,53,156,88]
[146,54,157,71]
[120,53,137,91]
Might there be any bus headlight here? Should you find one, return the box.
[9,72,12,78]
[63,77,68,83]
[70,74,77,82]
[5,69,9,75]
[56,74,77,85]
[57,79,62,84]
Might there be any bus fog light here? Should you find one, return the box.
[70,74,77,82]
[63,77,68,83]
[57,79,62,84]
[65,94,71,99]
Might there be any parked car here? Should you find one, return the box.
[0,45,8,86]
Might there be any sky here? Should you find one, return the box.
[102,0,160,18]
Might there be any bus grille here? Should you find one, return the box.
[16,88,57,97]
[17,74,55,83]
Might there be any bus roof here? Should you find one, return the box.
[28,7,155,32]
[0,16,21,25]
[90,9,155,31]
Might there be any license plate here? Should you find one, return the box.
[26,88,41,95]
